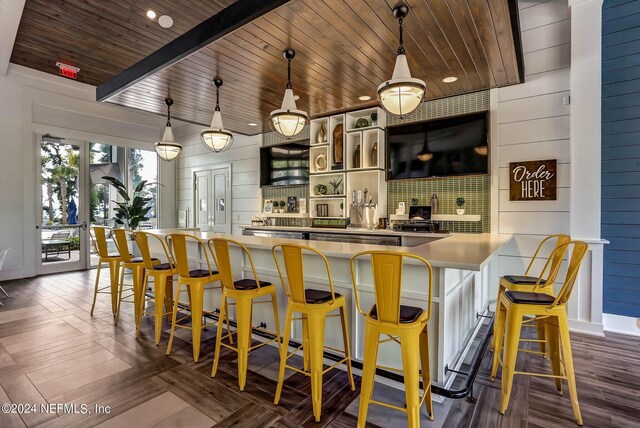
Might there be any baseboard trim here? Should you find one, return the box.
[568,319,605,336]
[603,313,640,337]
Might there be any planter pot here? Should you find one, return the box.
[456,209,465,215]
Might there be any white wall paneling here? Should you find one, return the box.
[175,129,261,236]
[490,0,604,335]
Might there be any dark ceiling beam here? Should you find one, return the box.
[96,0,291,102]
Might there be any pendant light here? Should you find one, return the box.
[155,98,182,162]
[201,78,233,153]
[417,140,432,162]
[378,3,426,118]
[270,49,307,138]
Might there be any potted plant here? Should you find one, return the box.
[456,197,466,215]
[329,177,343,195]
[102,176,158,229]
[410,197,419,206]
[277,200,286,213]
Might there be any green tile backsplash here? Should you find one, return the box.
[387,90,491,233]
[261,185,309,227]
[387,175,490,233]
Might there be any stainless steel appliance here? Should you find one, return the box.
[308,233,400,246]
[242,229,308,240]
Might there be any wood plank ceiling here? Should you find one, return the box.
[10,0,237,86]
[10,0,522,137]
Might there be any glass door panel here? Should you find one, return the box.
[39,137,87,273]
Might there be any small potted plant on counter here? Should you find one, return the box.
[277,200,286,213]
[456,197,465,215]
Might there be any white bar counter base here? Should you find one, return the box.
[149,228,511,391]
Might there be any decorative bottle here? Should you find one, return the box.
[430,193,438,214]
[316,123,327,144]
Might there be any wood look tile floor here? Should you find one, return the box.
[0,271,638,427]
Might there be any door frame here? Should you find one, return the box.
[36,134,90,274]
[192,163,232,233]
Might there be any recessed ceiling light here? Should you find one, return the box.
[248,123,258,126]
[158,15,174,28]
[146,10,156,19]
[442,76,458,83]
[358,95,372,101]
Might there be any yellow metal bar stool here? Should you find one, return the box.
[134,231,177,344]
[165,233,229,362]
[209,238,281,391]
[350,251,434,428]
[490,234,571,353]
[90,226,122,318]
[491,241,588,426]
[272,244,355,423]
[111,229,160,326]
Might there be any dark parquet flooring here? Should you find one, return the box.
[0,270,638,427]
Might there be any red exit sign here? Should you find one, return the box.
[56,62,79,79]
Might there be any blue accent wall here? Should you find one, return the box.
[602,0,640,317]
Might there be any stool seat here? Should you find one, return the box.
[189,269,218,278]
[369,304,423,323]
[131,256,158,263]
[153,262,174,271]
[505,291,555,305]
[503,275,547,285]
[305,289,341,304]
[233,279,271,290]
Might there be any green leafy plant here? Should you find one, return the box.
[456,197,465,208]
[410,197,419,206]
[102,176,158,229]
[329,177,343,194]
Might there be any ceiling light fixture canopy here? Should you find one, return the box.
[378,2,426,118]
[155,97,182,162]
[201,78,233,153]
[270,49,307,138]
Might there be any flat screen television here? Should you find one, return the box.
[386,111,489,180]
[260,142,310,187]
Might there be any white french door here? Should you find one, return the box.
[193,165,231,234]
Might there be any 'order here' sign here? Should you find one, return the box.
[509,159,557,201]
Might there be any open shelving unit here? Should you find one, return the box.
[308,108,387,222]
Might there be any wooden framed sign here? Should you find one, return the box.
[509,159,557,201]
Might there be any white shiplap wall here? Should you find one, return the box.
[493,0,572,279]
[175,125,261,235]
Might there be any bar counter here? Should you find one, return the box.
[149,229,512,390]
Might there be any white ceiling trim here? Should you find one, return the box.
[0,0,25,76]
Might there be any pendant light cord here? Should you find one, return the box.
[286,57,293,89]
[166,102,171,127]
[397,16,405,55]
[215,85,221,112]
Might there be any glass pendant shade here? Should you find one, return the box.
[271,89,307,137]
[378,54,426,117]
[201,79,233,153]
[417,151,433,162]
[474,145,489,156]
[201,111,233,153]
[270,49,308,138]
[155,98,182,162]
